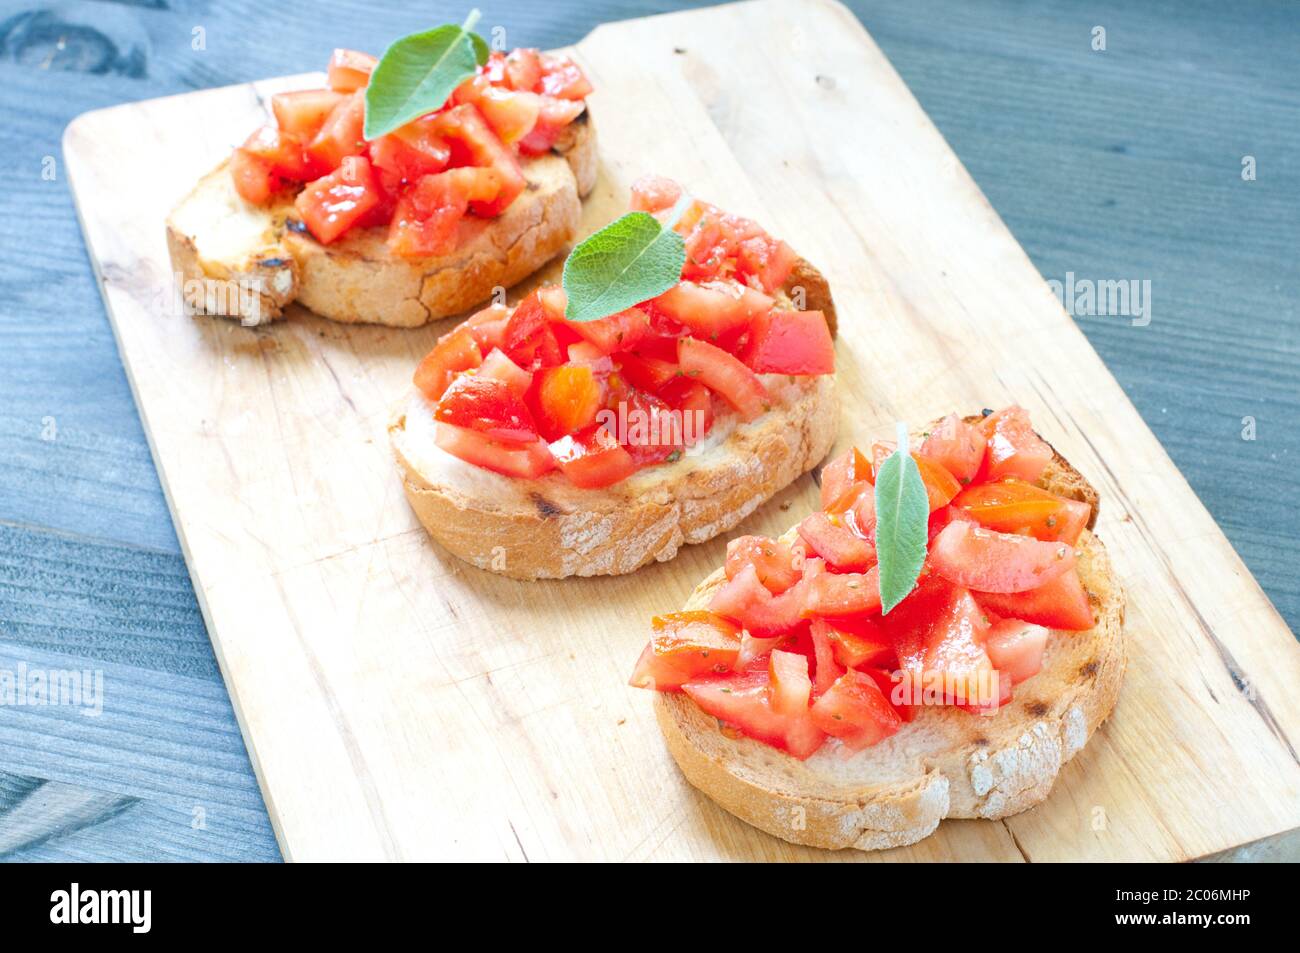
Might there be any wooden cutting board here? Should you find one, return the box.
[63,0,1299,861]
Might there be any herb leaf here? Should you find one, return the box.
[562,212,686,323]
[363,11,489,141]
[874,423,929,614]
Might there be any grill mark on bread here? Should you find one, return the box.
[530,492,564,519]
[1024,700,1049,717]
[1079,660,1099,679]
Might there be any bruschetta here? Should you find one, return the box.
[389,176,840,579]
[167,42,596,327]
[629,407,1126,851]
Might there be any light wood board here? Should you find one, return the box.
[62,0,1300,860]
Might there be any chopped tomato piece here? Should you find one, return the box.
[463,305,511,353]
[739,310,835,376]
[516,96,586,155]
[538,53,593,100]
[809,670,903,752]
[914,454,963,511]
[797,512,876,572]
[734,631,797,672]
[682,671,825,760]
[476,347,532,396]
[242,125,317,181]
[930,520,1076,593]
[738,236,797,294]
[952,479,1091,545]
[563,306,650,355]
[769,650,812,715]
[501,291,565,369]
[984,619,1049,685]
[808,619,846,696]
[435,375,538,444]
[630,174,683,214]
[710,563,808,638]
[617,390,684,466]
[387,167,502,258]
[725,536,802,595]
[271,89,346,137]
[413,325,483,400]
[618,353,678,392]
[978,406,1053,483]
[455,75,542,144]
[503,48,543,91]
[802,566,882,618]
[629,611,741,691]
[845,485,877,538]
[973,568,1095,631]
[822,618,894,670]
[919,413,987,485]
[294,155,381,244]
[230,148,277,204]
[820,447,872,510]
[550,425,636,488]
[658,378,714,444]
[678,337,769,420]
[327,48,376,92]
[429,104,526,216]
[368,120,452,181]
[533,363,605,440]
[305,90,367,170]
[654,281,771,342]
[879,578,998,707]
[434,424,555,479]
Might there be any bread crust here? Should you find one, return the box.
[165,111,595,328]
[653,423,1126,852]
[390,374,839,579]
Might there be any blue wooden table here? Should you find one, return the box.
[1,0,1296,862]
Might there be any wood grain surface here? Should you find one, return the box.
[4,0,1298,861]
[52,0,1300,861]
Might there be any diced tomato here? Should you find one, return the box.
[973,567,1095,631]
[802,566,882,619]
[737,236,797,294]
[930,520,1076,593]
[464,305,511,352]
[533,363,605,440]
[305,90,367,170]
[368,120,452,181]
[710,563,808,638]
[739,310,835,376]
[769,650,812,715]
[863,666,918,722]
[455,75,542,145]
[499,291,564,369]
[476,347,532,396]
[230,148,277,204]
[808,619,846,696]
[797,512,875,572]
[658,377,713,444]
[629,611,741,691]
[271,89,346,137]
[617,390,684,466]
[984,619,1049,685]
[516,96,586,155]
[538,53,593,100]
[435,374,537,444]
[653,281,771,342]
[914,454,963,511]
[678,337,769,420]
[724,536,802,594]
[820,447,872,510]
[682,671,825,760]
[387,167,502,258]
[294,155,381,244]
[434,424,555,478]
[919,413,987,485]
[549,425,637,488]
[978,406,1054,483]
[734,631,798,672]
[413,325,483,400]
[845,486,877,539]
[327,48,377,93]
[952,479,1091,546]
[822,618,894,670]
[630,175,683,214]
[429,104,526,216]
[809,670,903,752]
[618,354,678,392]
[564,307,650,355]
[242,125,317,181]
[879,577,998,707]
[503,48,543,91]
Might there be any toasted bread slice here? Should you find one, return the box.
[166,110,596,328]
[653,425,1125,851]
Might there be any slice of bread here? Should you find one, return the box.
[166,110,596,328]
[389,260,840,579]
[652,425,1126,851]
